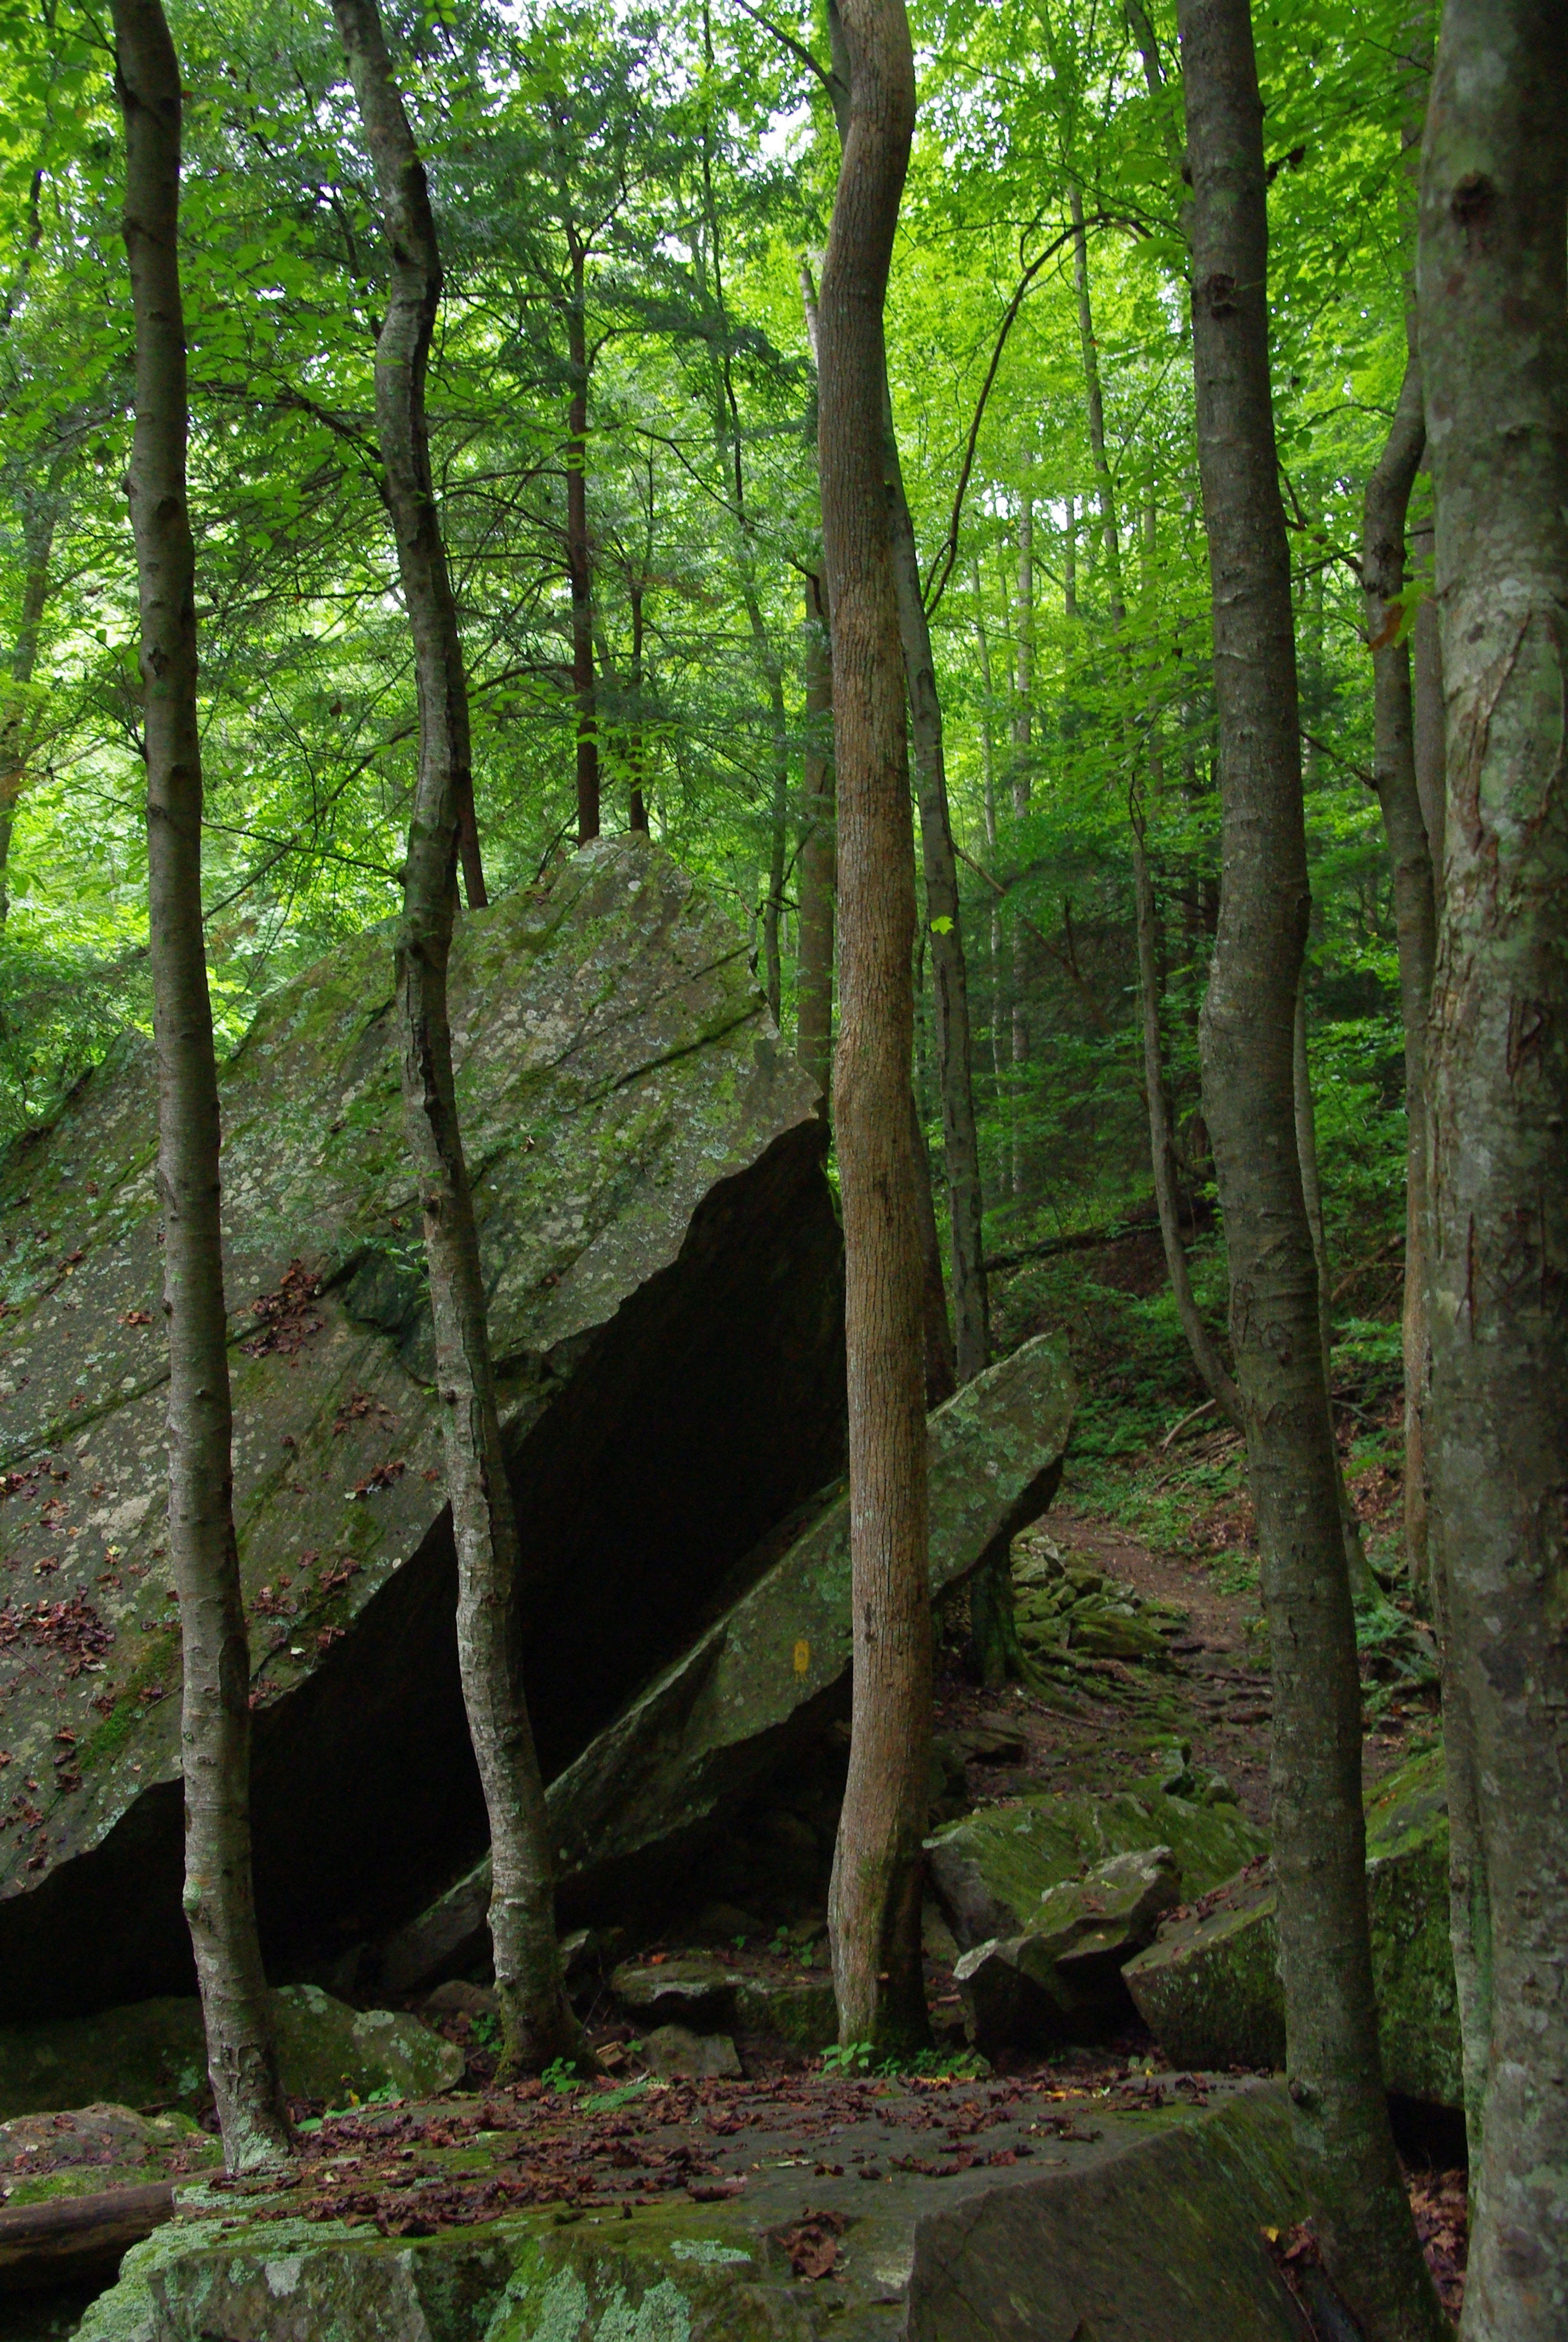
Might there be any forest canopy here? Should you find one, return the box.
[1,0,1417,1311]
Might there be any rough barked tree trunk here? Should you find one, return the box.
[627,577,649,834]
[110,0,290,2178]
[819,0,930,2059]
[1362,352,1439,1598]
[1176,2,1449,2334]
[331,0,576,2077]
[797,572,836,1113]
[1418,4,1568,2330]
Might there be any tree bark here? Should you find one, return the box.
[1362,353,1439,1598]
[566,239,598,846]
[1131,805,1242,1429]
[819,0,929,2059]
[796,584,836,1111]
[885,436,989,1382]
[1176,4,1449,2334]
[0,450,65,930]
[1292,986,1376,1605]
[110,0,290,2178]
[331,0,576,2078]
[1410,516,1445,875]
[1418,5,1568,2330]
[1073,192,1239,1427]
[911,1094,957,1407]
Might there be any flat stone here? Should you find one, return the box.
[639,2026,742,2081]
[927,1789,1265,1952]
[1123,1745,1462,2108]
[377,1335,1075,1990]
[74,2078,1311,2342]
[0,839,846,2020]
[610,1956,743,2030]
[0,1986,462,2122]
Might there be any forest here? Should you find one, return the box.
[0,0,1561,2337]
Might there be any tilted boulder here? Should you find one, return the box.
[955,1846,1183,2054]
[1123,1746,1461,2107]
[927,1787,1266,1953]
[375,1335,1076,1990]
[0,839,846,2019]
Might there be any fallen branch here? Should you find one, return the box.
[0,2181,174,2281]
[1160,1397,1217,1449]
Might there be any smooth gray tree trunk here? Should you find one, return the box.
[111,0,291,2177]
[331,0,577,2077]
[1418,4,1568,2331]
[819,0,930,2061]
[1176,3,1449,2333]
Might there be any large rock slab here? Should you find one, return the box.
[927,1787,1266,1952]
[75,2078,1308,2342]
[1123,1745,1462,2108]
[0,1986,462,2122]
[375,1335,1075,1988]
[0,839,846,2020]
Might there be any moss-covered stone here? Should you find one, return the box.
[376,1336,1075,1989]
[0,1987,461,2122]
[925,1788,1266,1951]
[1122,1746,1463,2108]
[74,2081,1309,2342]
[0,841,846,2021]
[0,2103,216,2210]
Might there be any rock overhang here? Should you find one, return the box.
[0,839,846,2019]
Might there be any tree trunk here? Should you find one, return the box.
[1292,985,1376,1605]
[885,434,989,1382]
[331,0,577,2078]
[819,0,929,2060]
[1362,352,1439,1599]
[110,0,290,2179]
[796,588,836,1111]
[1074,192,1240,1427]
[1419,6,1568,2330]
[1176,4,1448,2333]
[1410,516,1445,874]
[1131,807,1242,1429]
[1009,519,1032,1200]
[627,577,648,833]
[566,243,598,846]
[911,1094,957,1407]
[0,450,65,930]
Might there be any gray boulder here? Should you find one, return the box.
[0,839,846,2020]
[954,1847,1183,2053]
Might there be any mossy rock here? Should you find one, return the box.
[0,2102,217,2208]
[925,1790,1267,1951]
[74,2082,1310,2342]
[0,840,847,2024]
[0,1986,461,2122]
[732,1974,837,2053]
[1123,1746,1463,2109]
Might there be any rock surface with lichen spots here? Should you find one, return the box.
[0,839,846,2020]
